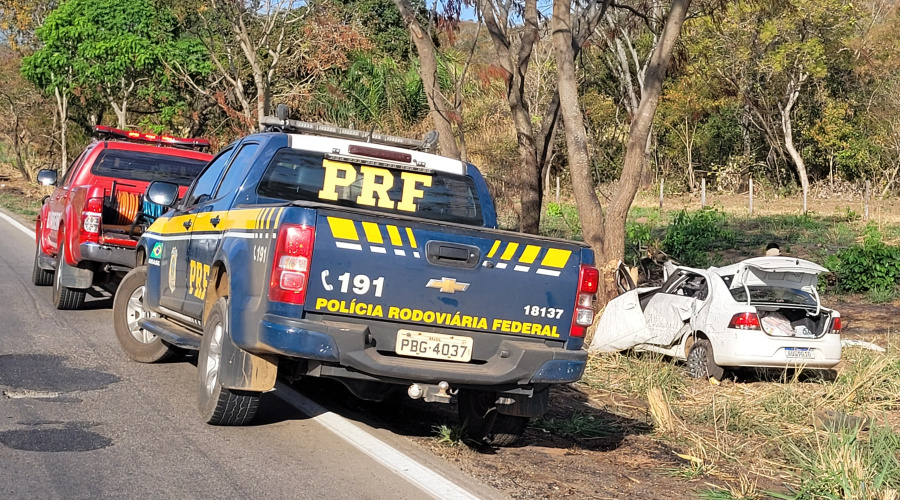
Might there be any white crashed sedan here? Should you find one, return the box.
[590,256,842,379]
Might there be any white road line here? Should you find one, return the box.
[0,209,36,240]
[273,382,482,500]
[1,211,485,500]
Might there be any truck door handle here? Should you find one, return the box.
[425,241,480,269]
[183,220,192,229]
[210,216,221,228]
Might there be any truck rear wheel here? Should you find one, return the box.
[113,266,178,363]
[458,390,529,447]
[198,297,260,425]
[32,243,53,286]
[52,238,86,310]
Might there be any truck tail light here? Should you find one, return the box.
[569,264,599,338]
[829,317,842,334]
[728,312,761,330]
[269,224,315,305]
[80,197,103,244]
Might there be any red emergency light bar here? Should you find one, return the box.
[93,125,211,151]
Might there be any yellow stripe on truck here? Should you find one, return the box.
[386,225,403,246]
[519,245,541,264]
[500,242,519,261]
[362,222,383,244]
[540,248,572,268]
[328,217,359,241]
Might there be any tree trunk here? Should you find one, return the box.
[781,74,809,213]
[393,0,461,160]
[600,0,692,304]
[552,0,605,252]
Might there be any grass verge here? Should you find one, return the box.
[575,337,900,498]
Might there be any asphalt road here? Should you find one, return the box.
[0,210,501,500]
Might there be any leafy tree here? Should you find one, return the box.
[554,0,692,302]
[0,0,58,48]
[0,48,53,180]
[393,0,462,159]
[702,0,858,212]
[335,0,412,60]
[22,0,205,130]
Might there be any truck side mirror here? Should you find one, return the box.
[146,181,180,208]
[37,169,58,186]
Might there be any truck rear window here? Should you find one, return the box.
[256,149,484,226]
[91,150,208,186]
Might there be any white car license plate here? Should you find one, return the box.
[785,347,814,359]
[396,330,473,362]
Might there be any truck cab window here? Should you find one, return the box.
[183,148,233,208]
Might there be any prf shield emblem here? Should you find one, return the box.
[426,277,470,294]
[168,247,178,293]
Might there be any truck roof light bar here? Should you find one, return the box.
[260,116,439,153]
[93,125,211,151]
[325,154,434,175]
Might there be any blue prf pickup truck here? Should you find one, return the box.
[113,115,598,445]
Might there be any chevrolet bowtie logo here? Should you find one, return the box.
[426,277,470,293]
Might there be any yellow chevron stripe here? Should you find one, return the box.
[405,227,417,249]
[487,240,501,258]
[541,248,572,269]
[362,222,383,244]
[328,217,359,241]
[386,225,403,246]
[191,211,228,232]
[500,242,519,261]
[519,245,541,264]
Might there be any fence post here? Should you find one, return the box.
[749,177,754,215]
[555,176,560,204]
[659,178,664,211]
[701,177,706,209]
[865,180,871,220]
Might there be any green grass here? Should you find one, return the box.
[581,341,900,499]
[0,192,42,218]
[867,286,897,304]
[533,409,626,439]
[432,423,466,447]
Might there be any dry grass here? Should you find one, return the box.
[578,335,900,498]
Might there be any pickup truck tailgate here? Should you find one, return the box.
[304,209,585,341]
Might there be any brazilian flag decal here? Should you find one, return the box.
[151,242,163,259]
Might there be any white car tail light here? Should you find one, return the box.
[728,312,761,330]
[829,317,842,335]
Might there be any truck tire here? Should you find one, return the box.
[198,297,260,425]
[113,266,178,363]
[458,390,528,447]
[32,243,53,286]
[687,339,725,381]
[52,238,86,310]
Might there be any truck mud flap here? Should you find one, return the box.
[59,261,93,289]
[497,387,549,418]
[219,333,279,393]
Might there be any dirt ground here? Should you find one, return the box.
[3,163,896,499]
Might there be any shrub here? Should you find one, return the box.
[662,209,733,267]
[826,224,900,293]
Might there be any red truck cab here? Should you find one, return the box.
[33,127,213,310]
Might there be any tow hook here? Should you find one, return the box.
[407,381,453,403]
